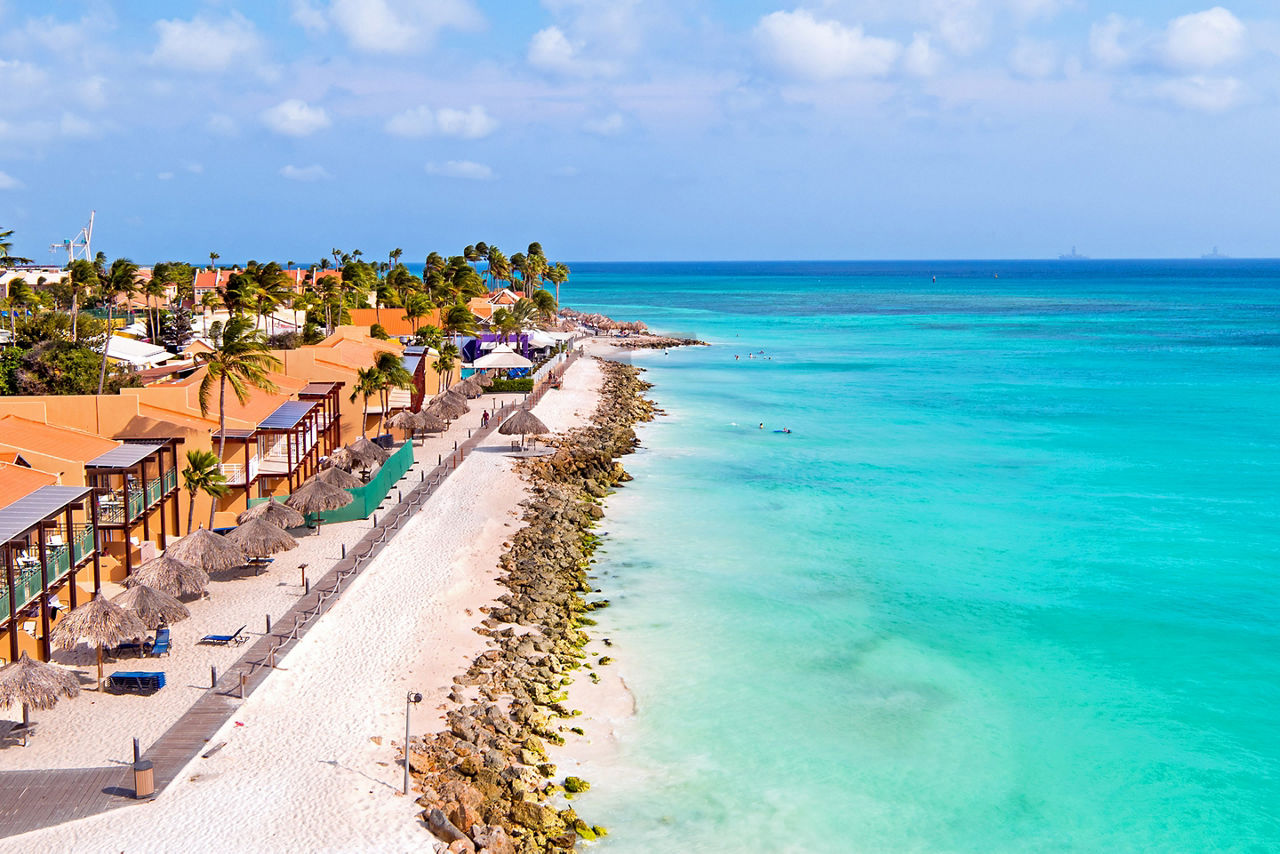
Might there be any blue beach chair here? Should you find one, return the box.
[106,671,166,695]
[198,625,247,646]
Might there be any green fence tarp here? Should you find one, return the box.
[249,440,415,525]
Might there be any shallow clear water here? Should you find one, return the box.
[562,261,1280,852]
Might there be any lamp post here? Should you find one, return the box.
[404,690,422,796]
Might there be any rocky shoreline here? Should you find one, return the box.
[410,357,658,853]
[607,334,708,350]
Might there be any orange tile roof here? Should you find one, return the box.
[0,415,120,464]
[0,451,25,465]
[136,405,219,433]
[0,462,59,504]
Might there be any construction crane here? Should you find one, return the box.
[50,210,94,264]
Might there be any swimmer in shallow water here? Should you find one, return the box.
[759,423,764,429]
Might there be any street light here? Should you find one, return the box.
[404,690,423,796]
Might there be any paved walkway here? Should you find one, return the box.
[0,353,580,839]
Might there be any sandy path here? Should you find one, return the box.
[1,360,603,853]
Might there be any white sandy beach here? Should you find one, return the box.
[1,357,606,852]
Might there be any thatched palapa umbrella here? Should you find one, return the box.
[0,653,80,746]
[326,446,356,472]
[164,527,248,572]
[347,436,389,468]
[429,394,468,420]
[237,496,306,529]
[286,478,354,533]
[498,410,550,449]
[112,583,190,630]
[127,554,210,598]
[475,371,494,388]
[415,410,446,434]
[387,409,419,442]
[315,466,363,489]
[51,594,147,690]
[225,517,298,558]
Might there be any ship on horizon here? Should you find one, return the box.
[1059,245,1089,260]
[1202,246,1231,259]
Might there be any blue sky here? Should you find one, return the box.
[2,0,1278,262]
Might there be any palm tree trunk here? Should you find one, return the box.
[361,398,368,438]
[210,375,227,530]
[97,302,112,395]
[71,291,79,342]
[188,494,197,535]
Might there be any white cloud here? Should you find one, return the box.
[291,0,329,34]
[157,172,174,181]
[528,25,618,77]
[312,0,483,53]
[0,171,21,190]
[903,33,942,77]
[261,99,331,136]
[184,161,204,174]
[281,164,332,181]
[425,160,494,180]
[1007,0,1067,21]
[1089,14,1141,69]
[754,10,901,80]
[1161,7,1245,71]
[1151,75,1243,112]
[152,12,263,72]
[385,105,497,138]
[59,112,94,137]
[1009,37,1058,79]
[552,165,580,178]
[928,0,989,56]
[583,112,624,135]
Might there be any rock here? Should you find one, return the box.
[439,779,485,832]
[470,825,515,854]
[448,839,476,854]
[563,776,590,794]
[511,800,567,836]
[427,809,469,845]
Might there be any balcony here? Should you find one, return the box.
[98,469,178,525]
[0,524,96,621]
[220,455,260,486]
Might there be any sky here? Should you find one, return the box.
[2,0,1279,262]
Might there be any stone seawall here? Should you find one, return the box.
[411,358,657,854]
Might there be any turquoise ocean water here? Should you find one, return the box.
[558,261,1280,852]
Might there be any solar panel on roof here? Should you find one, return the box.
[86,443,164,469]
[0,485,92,545]
[258,401,317,431]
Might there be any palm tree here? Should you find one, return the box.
[544,262,570,307]
[349,367,381,438]
[404,292,433,333]
[250,263,290,335]
[208,251,220,270]
[97,258,140,394]
[199,289,221,332]
[432,342,459,390]
[441,304,478,339]
[529,288,558,323]
[181,449,229,533]
[485,247,510,292]
[373,351,413,433]
[66,259,98,342]
[316,275,342,334]
[4,281,35,342]
[0,228,33,268]
[143,278,166,341]
[492,307,520,344]
[196,315,282,528]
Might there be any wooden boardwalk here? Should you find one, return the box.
[0,352,580,840]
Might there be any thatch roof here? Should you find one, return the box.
[475,371,494,388]
[498,411,550,436]
[387,410,418,431]
[0,653,80,711]
[326,447,356,471]
[51,594,147,651]
[286,479,354,514]
[225,517,298,558]
[347,437,389,467]
[127,554,211,598]
[315,466,363,489]
[428,396,468,420]
[112,584,190,629]
[415,410,446,433]
[164,528,248,572]
[237,496,306,529]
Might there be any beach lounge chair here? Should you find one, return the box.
[106,671,166,695]
[149,627,171,657]
[198,625,247,646]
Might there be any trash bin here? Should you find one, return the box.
[133,759,155,799]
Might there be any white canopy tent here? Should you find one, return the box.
[469,343,533,370]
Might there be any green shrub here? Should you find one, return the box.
[487,377,534,393]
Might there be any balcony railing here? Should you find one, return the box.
[99,469,177,524]
[0,523,95,622]
[219,455,260,486]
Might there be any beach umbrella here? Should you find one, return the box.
[224,517,298,558]
[285,479,353,533]
[387,410,418,441]
[50,594,147,690]
[127,554,210,598]
[112,583,190,630]
[414,410,446,434]
[498,410,550,449]
[0,653,80,746]
[237,496,306,529]
[326,447,356,472]
[455,375,484,396]
[315,465,363,489]
[164,528,248,572]
[474,371,494,388]
[347,436,388,468]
